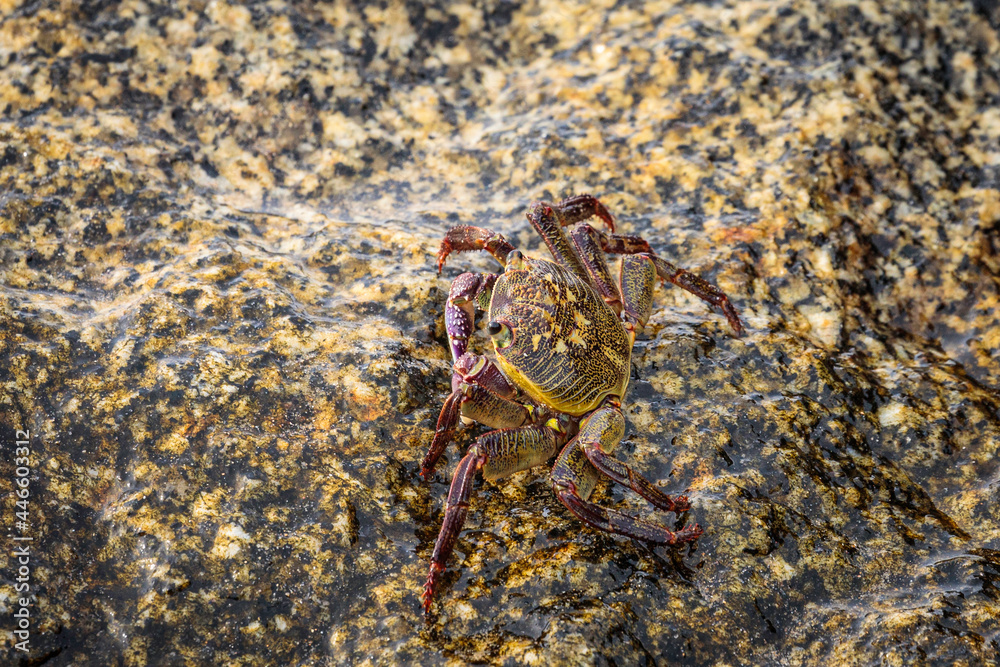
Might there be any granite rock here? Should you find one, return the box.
[1,0,999,665]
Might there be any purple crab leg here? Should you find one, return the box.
[567,223,623,314]
[554,484,703,545]
[437,226,515,273]
[524,194,616,284]
[421,390,463,479]
[619,254,656,341]
[575,404,691,514]
[550,403,700,543]
[576,224,744,336]
[551,194,617,232]
[423,424,563,613]
[421,359,532,479]
[526,203,591,281]
[592,230,653,255]
[645,254,744,336]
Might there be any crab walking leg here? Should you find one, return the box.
[644,254,744,336]
[592,229,653,255]
[526,195,616,287]
[526,203,591,282]
[421,375,532,479]
[550,194,617,232]
[443,273,497,369]
[437,226,515,273]
[554,479,703,545]
[422,424,563,613]
[582,225,744,336]
[422,390,463,479]
[575,403,691,513]
[567,223,624,314]
[551,434,702,545]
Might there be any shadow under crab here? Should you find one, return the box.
[420,194,744,613]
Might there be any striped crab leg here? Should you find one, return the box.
[420,354,531,479]
[568,222,745,336]
[525,195,615,283]
[551,402,700,544]
[422,423,565,614]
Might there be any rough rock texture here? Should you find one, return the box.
[2,0,1000,665]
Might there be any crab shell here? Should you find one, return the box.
[488,252,631,416]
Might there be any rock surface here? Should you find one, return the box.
[2,0,999,664]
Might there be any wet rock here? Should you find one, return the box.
[1,0,998,664]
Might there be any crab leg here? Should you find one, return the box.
[551,404,700,544]
[593,230,654,255]
[574,223,745,336]
[421,355,531,479]
[567,223,623,314]
[422,390,464,479]
[554,484,703,544]
[619,254,656,342]
[437,226,515,273]
[526,203,591,281]
[575,404,691,513]
[550,194,617,232]
[645,254,744,336]
[524,195,616,283]
[423,424,563,613]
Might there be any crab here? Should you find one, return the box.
[420,194,744,613]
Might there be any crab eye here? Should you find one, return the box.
[487,321,513,349]
[505,250,526,271]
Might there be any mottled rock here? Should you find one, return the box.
[1,1,999,665]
